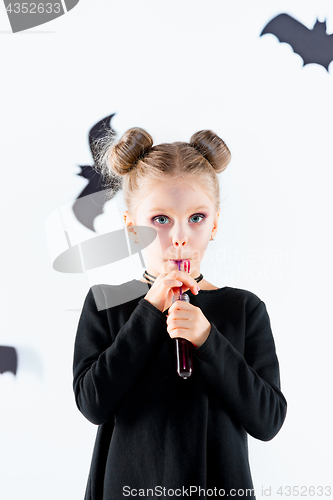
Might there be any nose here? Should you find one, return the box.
[172,227,188,247]
[174,239,187,247]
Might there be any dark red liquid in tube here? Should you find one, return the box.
[172,258,193,379]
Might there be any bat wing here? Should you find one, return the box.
[73,170,111,232]
[261,14,333,71]
[261,14,312,62]
[0,346,18,375]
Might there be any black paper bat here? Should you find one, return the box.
[260,14,333,71]
[0,346,17,376]
[72,113,120,232]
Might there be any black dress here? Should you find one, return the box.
[73,280,287,500]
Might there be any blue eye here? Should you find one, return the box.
[152,214,205,225]
[190,214,205,223]
[153,216,169,225]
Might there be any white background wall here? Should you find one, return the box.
[0,0,332,498]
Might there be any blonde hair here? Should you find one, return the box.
[94,127,231,217]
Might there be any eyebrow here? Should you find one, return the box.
[147,205,210,213]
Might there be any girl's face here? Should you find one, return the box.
[124,177,219,278]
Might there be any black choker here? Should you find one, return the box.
[142,270,204,287]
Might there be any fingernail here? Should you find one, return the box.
[196,285,200,291]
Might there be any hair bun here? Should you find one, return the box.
[109,127,154,176]
[189,130,231,173]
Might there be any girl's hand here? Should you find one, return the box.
[143,270,200,313]
[166,299,211,348]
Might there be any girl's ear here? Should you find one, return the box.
[214,211,220,227]
[211,211,220,239]
[123,210,134,228]
[123,211,138,243]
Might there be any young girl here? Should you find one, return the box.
[73,127,287,500]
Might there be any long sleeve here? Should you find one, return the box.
[72,286,168,426]
[193,299,287,441]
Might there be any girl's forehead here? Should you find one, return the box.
[148,182,208,200]
[148,177,206,196]
[136,183,214,215]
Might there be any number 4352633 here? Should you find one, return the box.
[6,3,61,14]
[275,486,331,496]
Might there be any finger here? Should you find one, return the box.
[170,279,184,288]
[169,270,199,291]
[167,325,191,341]
[179,272,200,294]
[167,315,191,329]
[169,300,193,312]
